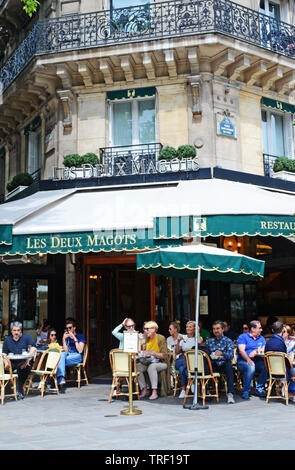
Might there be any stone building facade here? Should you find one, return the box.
[1,0,295,366]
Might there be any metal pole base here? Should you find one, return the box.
[121,409,142,415]
[183,403,209,410]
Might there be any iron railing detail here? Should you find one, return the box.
[100,143,162,176]
[263,153,279,176]
[1,0,295,91]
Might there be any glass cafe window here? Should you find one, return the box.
[10,279,48,331]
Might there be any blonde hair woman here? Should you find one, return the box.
[137,321,169,400]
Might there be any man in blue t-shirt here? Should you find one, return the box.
[3,322,36,399]
[56,319,86,392]
[237,320,268,400]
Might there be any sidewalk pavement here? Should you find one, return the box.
[0,382,294,450]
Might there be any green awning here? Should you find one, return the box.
[0,229,181,256]
[137,244,265,282]
[0,224,13,245]
[154,215,295,239]
[262,97,295,114]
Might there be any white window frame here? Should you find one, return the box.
[261,107,294,158]
[108,96,157,147]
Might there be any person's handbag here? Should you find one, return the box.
[136,351,160,365]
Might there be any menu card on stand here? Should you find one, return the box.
[123,331,139,353]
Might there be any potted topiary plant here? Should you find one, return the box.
[63,154,83,168]
[81,153,99,166]
[272,156,295,181]
[177,145,196,159]
[158,146,178,161]
[6,172,34,200]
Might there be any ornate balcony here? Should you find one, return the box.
[1,0,295,92]
[100,143,163,176]
[263,153,278,176]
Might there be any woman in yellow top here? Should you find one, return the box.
[137,320,169,400]
[46,329,62,350]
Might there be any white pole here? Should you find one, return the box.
[183,267,208,410]
[192,268,201,406]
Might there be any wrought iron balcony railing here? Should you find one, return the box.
[263,153,279,176]
[100,143,162,176]
[1,0,295,92]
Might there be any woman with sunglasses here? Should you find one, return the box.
[46,329,62,350]
[112,318,135,349]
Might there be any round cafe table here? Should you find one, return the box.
[6,353,34,360]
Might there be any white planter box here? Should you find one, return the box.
[6,185,29,200]
[272,171,295,182]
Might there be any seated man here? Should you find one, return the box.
[265,321,295,400]
[206,321,235,404]
[56,319,86,392]
[237,320,268,400]
[3,321,36,400]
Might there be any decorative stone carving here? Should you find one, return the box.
[57,90,74,132]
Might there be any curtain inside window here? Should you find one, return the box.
[138,99,155,144]
[28,131,41,174]
[113,101,132,146]
[271,113,285,156]
[261,110,269,154]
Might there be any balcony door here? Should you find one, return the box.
[259,0,281,20]
[110,98,155,147]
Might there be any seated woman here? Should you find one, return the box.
[47,329,62,350]
[137,321,169,400]
[175,321,204,399]
[112,318,136,349]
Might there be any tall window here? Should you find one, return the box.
[27,129,42,175]
[261,109,293,157]
[110,98,156,147]
[0,149,4,197]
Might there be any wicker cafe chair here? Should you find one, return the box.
[66,344,89,388]
[0,354,18,405]
[26,349,61,397]
[108,349,140,403]
[264,352,295,405]
[232,346,243,392]
[183,349,220,406]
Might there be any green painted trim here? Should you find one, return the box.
[155,215,295,238]
[107,87,156,101]
[262,97,295,114]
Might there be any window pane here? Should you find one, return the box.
[9,279,48,332]
[269,2,280,20]
[261,110,269,154]
[138,99,155,144]
[28,130,41,175]
[270,113,285,156]
[113,101,132,146]
[0,153,4,194]
[112,0,149,8]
